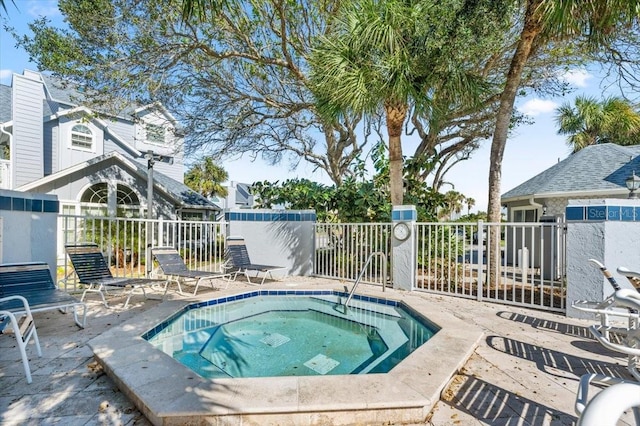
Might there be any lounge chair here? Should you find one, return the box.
[152,247,232,295]
[0,262,87,328]
[65,243,168,308]
[225,236,287,285]
[0,295,42,383]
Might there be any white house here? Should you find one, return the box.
[0,69,220,219]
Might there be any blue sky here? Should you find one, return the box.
[0,0,609,212]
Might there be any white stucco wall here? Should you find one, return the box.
[565,198,640,319]
[0,189,58,274]
[224,209,316,276]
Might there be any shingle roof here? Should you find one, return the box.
[0,79,60,121]
[19,152,221,211]
[128,160,221,210]
[501,143,640,200]
[41,73,141,119]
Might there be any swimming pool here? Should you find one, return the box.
[142,291,437,378]
[88,280,483,425]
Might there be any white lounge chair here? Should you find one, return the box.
[0,295,42,383]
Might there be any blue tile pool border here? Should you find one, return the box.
[141,290,413,341]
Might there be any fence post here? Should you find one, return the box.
[391,205,417,291]
[476,219,484,302]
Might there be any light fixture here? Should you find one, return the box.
[625,170,640,199]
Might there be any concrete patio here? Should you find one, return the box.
[0,276,637,425]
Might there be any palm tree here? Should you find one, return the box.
[487,0,640,224]
[466,197,475,216]
[184,157,228,198]
[556,96,640,153]
[0,0,15,14]
[309,0,489,206]
[485,0,640,285]
[440,191,466,221]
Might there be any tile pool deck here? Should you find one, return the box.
[0,276,637,425]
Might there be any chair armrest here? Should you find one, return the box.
[0,295,33,316]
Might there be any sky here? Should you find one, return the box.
[0,0,612,213]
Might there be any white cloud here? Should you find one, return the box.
[0,69,12,80]
[518,98,559,117]
[27,0,61,18]
[560,69,592,88]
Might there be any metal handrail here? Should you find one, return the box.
[344,251,387,309]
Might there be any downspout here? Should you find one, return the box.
[528,197,543,220]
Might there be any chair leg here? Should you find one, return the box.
[81,284,109,307]
[4,311,42,384]
[72,303,87,328]
[194,278,203,296]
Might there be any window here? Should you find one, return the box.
[80,183,141,217]
[71,124,93,150]
[512,208,538,222]
[181,211,204,221]
[146,123,166,145]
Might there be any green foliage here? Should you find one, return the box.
[455,212,488,223]
[555,96,640,152]
[184,157,229,198]
[10,0,368,186]
[251,142,449,222]
[82,216,145,265]
[251,177,389,222]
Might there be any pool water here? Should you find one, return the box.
[143,291,438,379]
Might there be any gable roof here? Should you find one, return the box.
[17,151,221,211]
[502,143,640,201]
[1,71,172,125]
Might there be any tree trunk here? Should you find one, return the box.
[385,100,408,206]
[486,0,543,286]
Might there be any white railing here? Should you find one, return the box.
[314,221,567,312]
[415,221,566,312]
[0,159,10,189]
[57,215,566,311]
[314,223,390,288]
[58,215,227,290]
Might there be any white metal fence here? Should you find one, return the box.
[414,221,566,312]
[313,221,567,312]
[314,223,391,288]
[58,215,227,289]
[57,215,566,312]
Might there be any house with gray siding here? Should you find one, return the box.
[0,69,220,219]
[500,143,640,271]
[501,143,640,222]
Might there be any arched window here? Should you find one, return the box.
[116,185,139,205]
[80,183,141,217]
[81,182,108,204]
[71,124,93,150]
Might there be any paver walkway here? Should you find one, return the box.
[0,277,636,425]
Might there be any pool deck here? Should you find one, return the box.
[1,276,637,425]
